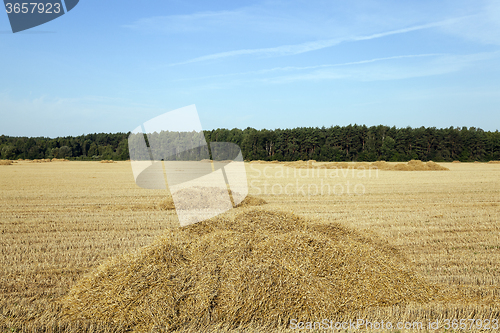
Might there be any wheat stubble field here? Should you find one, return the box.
[0,160,499,332]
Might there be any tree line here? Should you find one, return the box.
[1,125,499,162]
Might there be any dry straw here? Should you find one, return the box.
[26,158,69,163]
[100,160,117,163]
[488,160,500,164]
[0,160,13,165]
[62,209,441,332]
[277,160,449,171]
[30,158,52,163]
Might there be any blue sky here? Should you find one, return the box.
[1,0,499,137]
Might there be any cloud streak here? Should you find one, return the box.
[175,50,500,87]
[169,19,461,66]
[259,50,500,84]
[175,53,445,82]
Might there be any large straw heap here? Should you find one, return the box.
[62,209,439,332]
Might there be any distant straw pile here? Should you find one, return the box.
[0,160,13,165]
[391,160,449,171]
[277,160,449,171]
[159,187,267,210]
[488,160,500,164]
[29,159,52,163]
[27,158,69,163]
[100,160,117,163]
[62,209,439,332]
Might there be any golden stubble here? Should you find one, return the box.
[0,160,499,332]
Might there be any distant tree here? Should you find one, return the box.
[58,146,72,158]
[87,142,98,158]
[1,145,16,159]
[381,136,396,161]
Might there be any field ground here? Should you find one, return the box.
[0,161,499,332]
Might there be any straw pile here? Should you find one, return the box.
[0,160,13,165]
[27,158,69,163]
[29,158,52,163]
[62,209,438,332]
[391,160,449,171]
[233,194,267,208]
[452,160,461,163]
[278,160,449,171]
[159,187,267,210]
[100,160,117,163]
[488,160,500,164]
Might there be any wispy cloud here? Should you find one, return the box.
[122,5,349,39]
[175,50,500,87]
[259,50,500,84]
[168,18,464,66]
[439,0,500,45]
[175,53,445,82]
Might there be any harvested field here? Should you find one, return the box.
[0,160,499,332]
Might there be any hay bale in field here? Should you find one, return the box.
[390,160,449,171]
[30,158,52,163]
[51,158,69,162]
[158,187,267,211]
[393,163,411,171]
[62,209,438,332]
[99,160,116,163]
[233,193,267,208]
[425,161,449,171]
[452,160,461,163]
[0,160,12,165]
[488,160,500,164]
[283,160,448,171]
[370,161,390,170]
[158,198,177,210]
